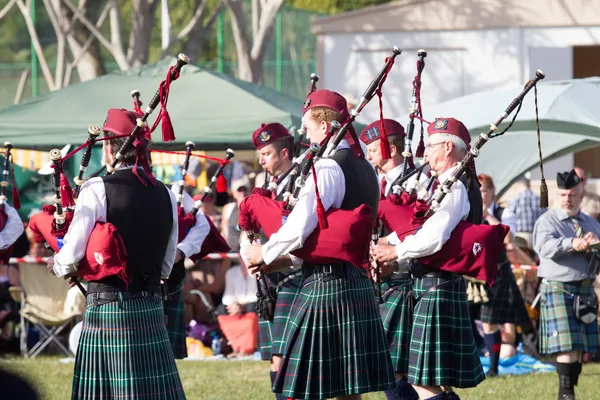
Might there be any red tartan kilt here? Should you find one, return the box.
[28,205,129,282]
[378,198,509,285]
[238,191,373,268]
[0,208,13,263]
[177,208,230,262]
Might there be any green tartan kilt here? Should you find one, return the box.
[408,275,485,389]
[72,293,186,400]
[258,271,303,360]
[164,282,188,359]
[539,280,600,355]
[379,277,413,374]
[258,318,274,361]
[479,261,529,325]
[271,272,303,355]
[273,266,395,399]
[258,271,282,361]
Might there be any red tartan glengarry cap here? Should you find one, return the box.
[427,117,471,149]
[302,89,350,119]
[103,108,145,137]
[360,119,406,145]
[251,123,291,150]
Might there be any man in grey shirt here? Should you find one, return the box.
[533,169,600,400]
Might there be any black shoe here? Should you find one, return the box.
[558,395,575,400]
[486,369,498,378]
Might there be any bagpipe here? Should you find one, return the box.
[377,70,547,285]
[167,143,232,262]
[28,53,191,295]
[238,47,402,269]
[0,142,20,264]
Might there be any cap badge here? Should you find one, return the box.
[303,98,311,109]
[434,119,448,130]
[259,131,272,143]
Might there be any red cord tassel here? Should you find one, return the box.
[415,132,425,158]
[60,172,76,208]
[160,109,176,142]
[9,158,20,209]
[311,163,328,229]
[216,173,228,193]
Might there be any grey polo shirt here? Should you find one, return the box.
[533,208,600,282]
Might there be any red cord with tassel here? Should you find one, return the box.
[59,172,76,208]
[375,56,395,160]
[216,172,228,193]
[311,163,328,229]
[9,157,20,209]
[149,65,181,142]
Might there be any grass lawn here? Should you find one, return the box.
[1,356,599,399]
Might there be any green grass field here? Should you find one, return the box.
[1,356,599,399]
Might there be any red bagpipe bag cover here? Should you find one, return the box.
[28,205,129,282]
[0,208,13,263]
[237,188,373,268]
[378,191,509,285]
[177,207,230,262]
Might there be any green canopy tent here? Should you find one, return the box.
[425,78,600,196]
[0,58,363,151]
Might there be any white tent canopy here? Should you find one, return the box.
[424,77,600,196]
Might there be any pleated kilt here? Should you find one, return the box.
[271,271,303,355]
[72,293,186,400]
[258,271,303,360]
[258,271,282,361]
[539,280,600,355]
[273,264,395,399]
[379,274,413,374]
[164,282,188,359]
[479,261,529,325]
[407,274,485,388]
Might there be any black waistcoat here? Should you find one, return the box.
[97,169,173,288]
[329,148,380,222]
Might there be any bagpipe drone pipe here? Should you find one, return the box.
[28,53,191,293]
[0,142,21,264]
[377,70,547,285]
[238,47,402,268]
[153,142,232,262]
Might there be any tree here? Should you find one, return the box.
[222,0,285,84]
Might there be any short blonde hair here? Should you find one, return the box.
[309,106,344,125]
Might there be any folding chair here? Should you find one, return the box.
[8,263,85,358]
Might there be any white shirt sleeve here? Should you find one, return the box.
[395,180,470,260]
[500,206,518,236]
[173,184,210,257]
[261,159,345,265]
[162,188,179,279]
[0,204,24,250]
[54,178,106,277]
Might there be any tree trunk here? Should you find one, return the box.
[56,0,107,81]
[127,0,160,67]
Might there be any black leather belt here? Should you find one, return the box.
[563,278,595,289]
[302,263,367,285]
[381,271,412,284]
[86,290,161,307]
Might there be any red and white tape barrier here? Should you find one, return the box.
[8,253,240,265]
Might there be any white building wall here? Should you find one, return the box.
[320,26,600,174]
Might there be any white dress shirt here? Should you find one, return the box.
[261,141,350,265]
[394,164,470,261]
[488,202,517,235]
[171,182,210,257]
[381,164,429,197]
[0,204,24,250]
[222,265,258,306]
[53,169,179,279]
